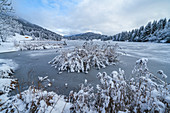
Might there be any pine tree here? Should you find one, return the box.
[151,20,157,34]
[138,26,144,38]
[165,19,170,28]
[162,18,167,29]
[157,19,164,30]
[0,0,13,13]
[143,22,151,37]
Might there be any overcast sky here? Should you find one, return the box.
[14,0,170,36]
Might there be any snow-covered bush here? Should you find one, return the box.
[0,59,18,104]
[129,58,169,112]
[69,80,96,113]
[69,58,170,113]
[0,59,18,78]
[0,86,71,113]
[19,41,61,51]
[49,42,120,73]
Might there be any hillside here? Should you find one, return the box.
[0,14,62,42]
[64,32,109,40]
[64,18,170,43]
[1,14,169,43]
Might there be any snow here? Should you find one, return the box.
[157,70,167,79]
[0,59,18,104]
[0,42,19,53]
[38,76,48,81]
[165,96,170,104]
[8,33,33,42]
[0,33,65,53]
[0,38,170,112]
[0,78,16,93]
[0,33,33,53]
[0,78,17,103]
[49,42,120,73]
[68,58,170,113]
[1,87,71,113]
[0,59,18,78]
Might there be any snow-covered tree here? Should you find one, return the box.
[151,20,157,34]
[112,18,169,43]
[142,22,152,39]
[0,14,22,42]
[0,0,13,13]
[157,19,164,30]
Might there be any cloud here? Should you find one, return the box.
[14,0,170,35]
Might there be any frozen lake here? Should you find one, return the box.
[0,40,170,95]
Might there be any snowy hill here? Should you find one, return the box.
[64,32,110,40]
[64,18,170,43]
[1,13,169,43]
[0,14,62,42]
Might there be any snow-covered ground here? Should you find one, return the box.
[0,33,33,53]
[0,33,65,53]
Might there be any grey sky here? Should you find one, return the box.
[14,0,170,35]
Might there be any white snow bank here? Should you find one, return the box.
[0,33,33,53]
[7,33,33,42]
[0,42,19,53]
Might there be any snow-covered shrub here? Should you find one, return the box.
[49,42,120,73]
[0,59,18,78]
[0,59,18,104]
[129,58,169,112]
[69,80,96,113]
[69,58,170,113]
[1,86,71,113]
[69,69,129,113]
[19,41,60,51]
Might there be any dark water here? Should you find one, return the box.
[0,41,170,96]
